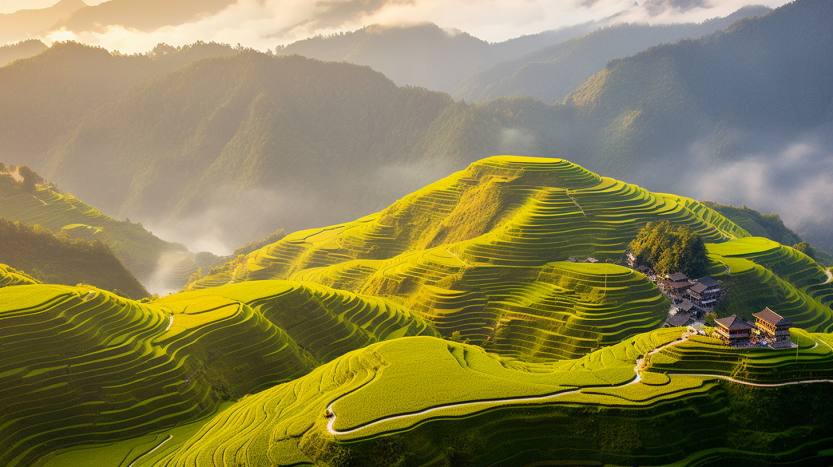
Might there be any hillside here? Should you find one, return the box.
[0,280,435,465]
[0,40,47,67]
[457,6,770,103]
[5,156,833,464]
[3,0,831,253]
[63,331,833,465]
[0,164,217,291]
[191,157,833,359]
[0,220,148,298]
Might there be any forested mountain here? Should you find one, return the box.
[277,22,600,94]
[565,0,833,250]
[1,0,831,254]
[0,40,47,67]
[0,220,148,298]
[457,6,770,103]
[0,163,218,292]
[0,0,86,44]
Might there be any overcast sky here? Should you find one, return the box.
[6,0,791,52]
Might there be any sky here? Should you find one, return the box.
[4,0,791,53]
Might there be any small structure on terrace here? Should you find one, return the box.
[686,276,722,313]
[715,315,753,347]
[752,307,793,348]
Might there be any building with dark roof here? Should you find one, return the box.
[715,315,753,347]
[752,307,793,347]
[687,276,722,312]
[661,272,692,301]
[666,311,692,327]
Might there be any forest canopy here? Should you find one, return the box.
[628,221,708,277]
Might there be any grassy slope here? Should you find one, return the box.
[158,329,833,465]
[0,280,435,465]
[0,222,149,299]
[0,170,215,288]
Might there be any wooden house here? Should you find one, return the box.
[714,315,752,347]
[686,276,722,312]
[752,307,792,347]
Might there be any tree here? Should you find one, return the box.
[629,221,708,277]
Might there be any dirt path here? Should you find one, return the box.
[127,434,172,467]
[325,333,833,438]
[326,335,690,437]
[824,268,833,285]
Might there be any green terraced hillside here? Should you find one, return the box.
[0,166,216,290]
[192,156,833,358]
[0,264,38,287]
[706,237,833,331]
[153,330,833,465]
[190,156,741,361]
[0,280,435,465]
[0,222,149,299]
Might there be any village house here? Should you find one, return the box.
[686,276,722,312]
[660,272,691,302]
[752,307,793,348]
[714,315,753,347]
[666,310,693,327]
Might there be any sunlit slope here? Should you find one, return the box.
[161,331,833,466]
[0,280,432,465]
[707,237,833,331]
[194,156,746,286]
[0,172,212,287]
[0,264,38,287]
[191,156,749,360]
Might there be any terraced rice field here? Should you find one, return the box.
[156,330,833,465]
[0,264,38,287]
[707,238,833,331]
[191,156,761,361]
[0,280,435,465]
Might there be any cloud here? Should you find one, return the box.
[36,0,788,53]
[681,131,833,234]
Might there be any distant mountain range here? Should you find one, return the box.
[277,21,603,95]
[0,0,830,255]
[457,6,771,103]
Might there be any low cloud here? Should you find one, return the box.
[37,0,788,53]
[680,130,833,240]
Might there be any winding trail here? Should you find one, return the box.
[824,268,833,285]
[325,333,833,439]
[127,434,172,467]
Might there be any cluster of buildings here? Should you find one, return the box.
[714,307,794,348]
[625,254,724,327]
[659,272,724,327]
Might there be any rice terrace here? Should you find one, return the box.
[2,1,833,465]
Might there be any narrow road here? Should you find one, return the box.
[127,434,172,467]
[327,335,689,437]
[824,268,833,285]
[325,333,833,438]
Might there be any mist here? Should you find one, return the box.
[35,0,790,53]
[678,128,833,250]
